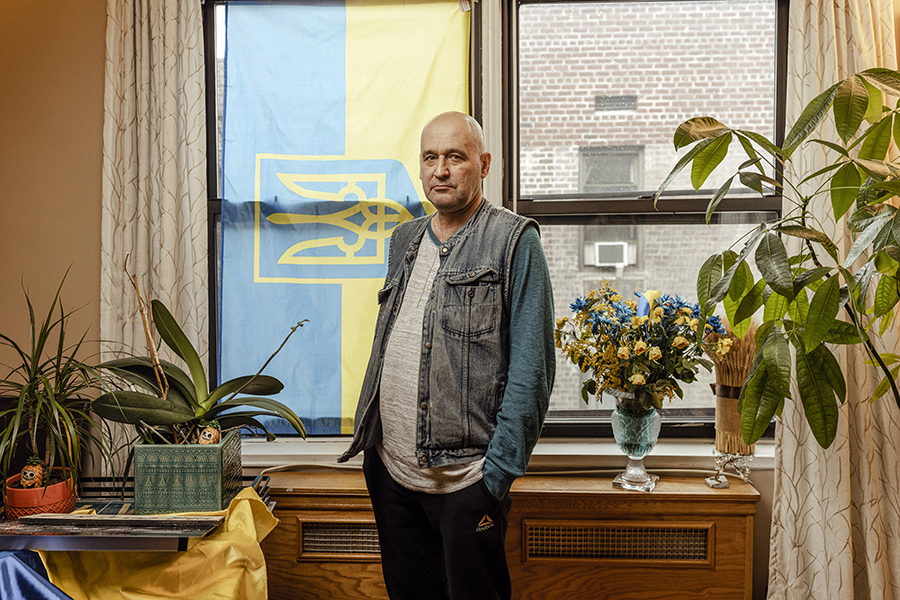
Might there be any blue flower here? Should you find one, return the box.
[706,314,727,335]
[571,297,590,312]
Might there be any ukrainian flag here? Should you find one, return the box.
[220,1,469,434]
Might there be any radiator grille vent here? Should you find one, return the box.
[526,522,709,562]
[302,522,381,555]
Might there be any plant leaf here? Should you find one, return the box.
[697,253,726,314]
[860,68,900,96]
[861,76,885,123]
[151,300,209,405]
[691,131,733,189]
[857,115,893,161]
[830,162,862,219]
[795,345,840,448]
[206,396,307,438]
[653,137,717,203]
[810,343,846,403]
[803,275,841,352]
[783,82,841,156]
[776,225,839,262]
[673,117,730,149]
[93,390,195,426]
[207,375,284,406]
[833,75,869,144]
[740,364,783,445]
[733,278,767,326]
[706,176,734,223]
[762,326,792,398]
[874,275,900,317]
[764,292,790,323]
[844,211,894,269]
[756,233,795,300]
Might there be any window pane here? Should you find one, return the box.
[545,217,770,414]
[518,0,777,199]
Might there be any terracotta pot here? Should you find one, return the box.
[4,467,76,520]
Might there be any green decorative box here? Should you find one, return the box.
[133,429,242,514]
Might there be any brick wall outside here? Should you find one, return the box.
[519,1,777,412]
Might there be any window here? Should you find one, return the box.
[505,0,787,434]
[580,146,643,194]
[204,0,786,438]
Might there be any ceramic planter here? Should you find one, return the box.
[133,429,242,514]
[4,467,76,520]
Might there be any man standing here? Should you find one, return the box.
[339,112,555,600]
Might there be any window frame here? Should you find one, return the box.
[502,0,789,222]
[202,0,786,440]
[503,0,789,438]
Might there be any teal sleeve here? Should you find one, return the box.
[482,225,556,499]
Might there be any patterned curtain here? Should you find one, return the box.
[768,2,900,599]
[100,0,208,367]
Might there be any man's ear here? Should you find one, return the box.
[480,152,492,178]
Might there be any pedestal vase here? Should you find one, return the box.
[609,391,661,492]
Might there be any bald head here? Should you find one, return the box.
[422,112,486,156]
[419,111,491,220]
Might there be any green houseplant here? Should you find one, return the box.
[93,288,307,513]
[0,276,110,518]
[654,68,900,449]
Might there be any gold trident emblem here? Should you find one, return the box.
[267,172,415,265]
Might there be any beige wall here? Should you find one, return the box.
[0,0,105,363]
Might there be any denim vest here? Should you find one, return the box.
[339,200,535,467]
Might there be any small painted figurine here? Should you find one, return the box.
[20,456,44,488]
[199,421,221,445]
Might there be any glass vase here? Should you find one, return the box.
[609,391,661,492]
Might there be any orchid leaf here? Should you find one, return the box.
[207,375,284,406]
[93,389,195,426]
[150,300,208,404]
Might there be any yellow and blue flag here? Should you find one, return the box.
[220,1,469,435]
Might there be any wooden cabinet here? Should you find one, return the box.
[262,467,759,600]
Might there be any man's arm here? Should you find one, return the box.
[482,224,556,499]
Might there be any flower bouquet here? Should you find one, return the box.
[555,280,726,415]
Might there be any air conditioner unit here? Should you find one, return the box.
[592,242,629,268]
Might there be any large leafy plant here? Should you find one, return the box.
[94,299,307,444]
[0,276,110,490]
[654,68,900,449]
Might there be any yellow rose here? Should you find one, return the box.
[629,373,646,386]
[630,316,643,328]
[689,318,699,331]
[672,336,689,349]
[648,346,662,361]
[556,318,568,328]
[676,315,687,326]
[633,341,648,355]
[617,346,630,359]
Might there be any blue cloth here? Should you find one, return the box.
[0,551,72,600]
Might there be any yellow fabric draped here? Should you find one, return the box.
[40,488,277,600]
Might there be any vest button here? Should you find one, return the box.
[420,402,427,410]
[424,342,432,349]
[441,247,449,254]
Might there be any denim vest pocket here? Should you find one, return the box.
[439,268,501,339]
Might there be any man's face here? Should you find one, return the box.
[419,115,491,216]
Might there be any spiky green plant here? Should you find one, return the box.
[0,274,111,493]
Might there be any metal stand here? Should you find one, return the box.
[704,452,752,489]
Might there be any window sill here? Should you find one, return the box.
[242,436,775,473]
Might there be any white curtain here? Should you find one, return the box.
[100,0,208,367]
[768,2,900,599]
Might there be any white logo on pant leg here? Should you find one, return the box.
[476,515,494,532]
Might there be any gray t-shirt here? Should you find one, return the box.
[377,218,483,493]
